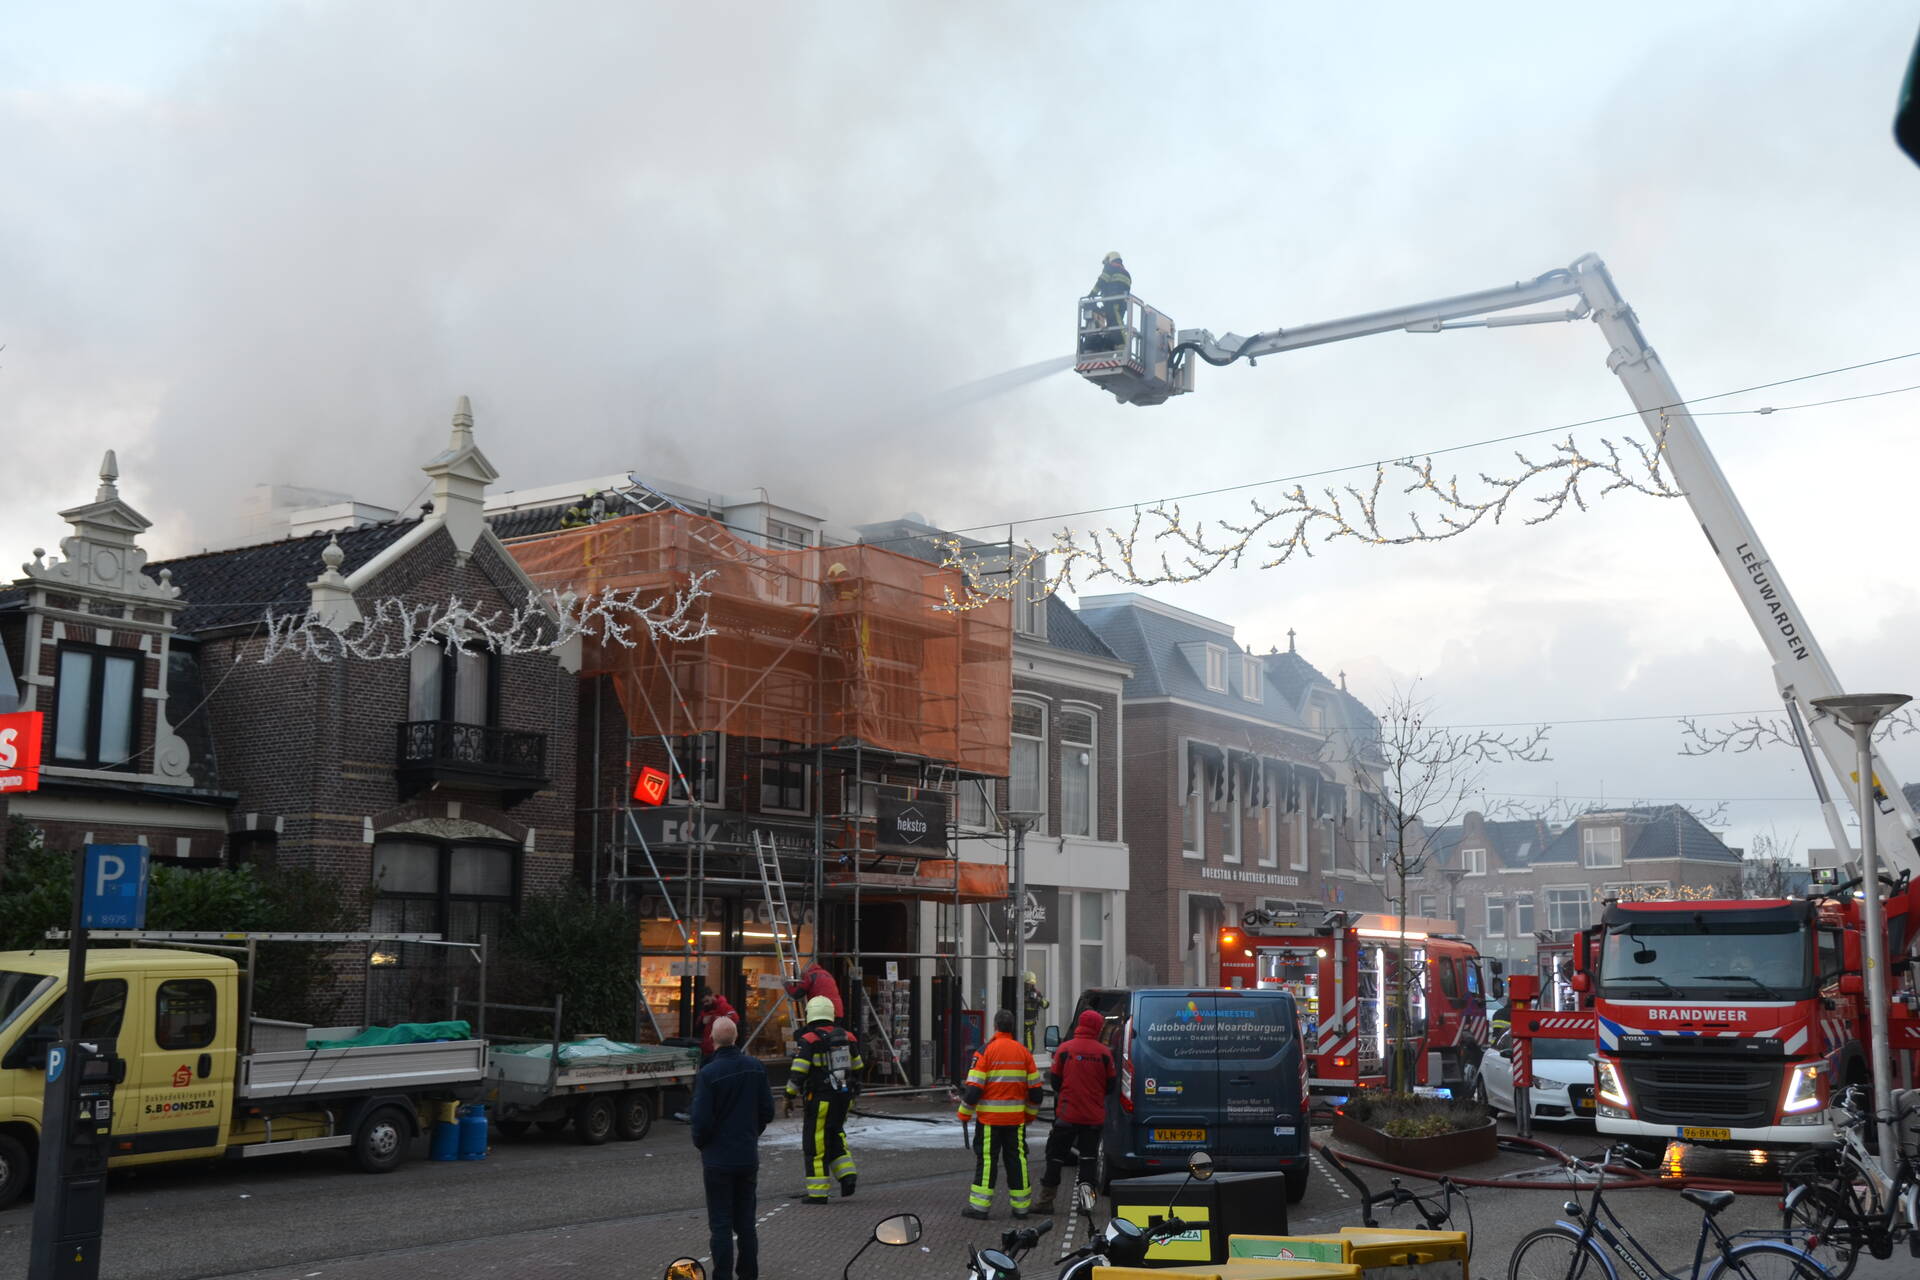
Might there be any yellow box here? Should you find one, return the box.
[1094,1265,1362,1280]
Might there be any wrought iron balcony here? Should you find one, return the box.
[396,720,548,804]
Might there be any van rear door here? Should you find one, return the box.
[1209,993,1301,1159]
[1130,993,1220,1162]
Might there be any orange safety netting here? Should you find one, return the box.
[506,511,1012,776]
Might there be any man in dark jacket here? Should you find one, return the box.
[690,1018,774,1280]
[1034,1008,1115,1212]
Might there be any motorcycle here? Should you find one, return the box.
[973,1149,1215,1280]
[662,1211,922,1280]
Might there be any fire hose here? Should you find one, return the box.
[1312,1135,1784,1196]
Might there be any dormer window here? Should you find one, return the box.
[1241,655,1262,702]
[53,643,142,769]
[1203,645,1227,692]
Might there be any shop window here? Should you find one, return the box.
[154,978,217,1050]
[53,643,141,768]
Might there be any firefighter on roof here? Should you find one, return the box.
[785,996,863,1204]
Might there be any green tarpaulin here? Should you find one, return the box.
[305,1020,473,1050]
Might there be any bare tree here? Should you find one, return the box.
[1338,682,1550,1090]
[1721,824,1803,898]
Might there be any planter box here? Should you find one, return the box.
[1331,1114,1498,1171]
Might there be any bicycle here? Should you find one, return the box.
[1779,1084,1920,1279]
[1508,1147,1827,1280]
[1317,1142,1472,1234]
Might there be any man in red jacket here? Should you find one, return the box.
[698,989,740,1061]
[1033,1008,1115,1212]
[784,961,844,1021]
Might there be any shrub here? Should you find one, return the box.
[1341,1090,1490,1137]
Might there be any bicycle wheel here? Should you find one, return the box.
[1705,1240,1832,1280]
[1783,1148,1880,1217]
[1780,1184,1862,1280]
[1509,1226,1613,1280]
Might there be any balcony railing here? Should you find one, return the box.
[396,720,548,802]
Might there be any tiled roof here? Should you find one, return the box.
[1044,596,1120,662]
[1533,806,1741,865]
[488,502,574,541]
[147,521,421,634]
[1430,817,1554,869]
[1078,599,1307,730]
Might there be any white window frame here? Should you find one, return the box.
[1013,565,1049,640]
[1290,801,1309,872]
[1307,702,1326,731]
[1010,698,1049,823]
[1485,896,1506,938]
[1546,885,1592,932]
[1225,787,1243,865]
[1459,846,1488,877]
[1583,826,1623,869]
[955,777,993,829]
[1513,892,1536,935]
[1203,645,1227,693]
[1257,763,1279,868]
[1058,704,1097,839]
[1181,744,1204,860]
[1240,654,1262,702]
[1417,894,1438,919]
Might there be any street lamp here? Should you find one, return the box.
[1812,692,1910,1174]
[1000,810,1042,1044]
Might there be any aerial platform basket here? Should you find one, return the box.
[1075,292,1194,406]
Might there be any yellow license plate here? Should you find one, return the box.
[1153,1128,1206,1143]
[1681,1126,1732,1142]
[1576,1098,1596,1111]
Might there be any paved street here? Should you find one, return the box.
[0,1107,1908,1280]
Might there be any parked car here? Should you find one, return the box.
[1075,986,1310,1202]
[1474,1031,1596,1123]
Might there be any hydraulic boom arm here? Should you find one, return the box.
[1127,254,1920,872]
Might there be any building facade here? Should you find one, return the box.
[1079,595,1390,987]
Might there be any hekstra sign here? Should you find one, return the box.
[0,712,44,794]
[877,790,948,855]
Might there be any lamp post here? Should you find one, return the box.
[1812,692,1910,1174]
[1001,811,1041,1042]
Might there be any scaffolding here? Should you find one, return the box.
[506,510,1016,1080]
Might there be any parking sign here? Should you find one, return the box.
[82,844,150,929]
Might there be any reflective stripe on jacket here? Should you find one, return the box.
[957,1031,1042,1125]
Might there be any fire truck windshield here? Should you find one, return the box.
[1598,920,1811,998]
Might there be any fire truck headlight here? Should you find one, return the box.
[1596,1059,1631,1110]
[1781,1063,1826,1115]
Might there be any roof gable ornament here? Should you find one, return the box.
[420,395,501,555]
[21,450,181,602]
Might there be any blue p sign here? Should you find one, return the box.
[82,844,149,930]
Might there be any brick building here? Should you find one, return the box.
[1078,594,1390,986]
[1427,806,1743,969]
[3,402,581,1017]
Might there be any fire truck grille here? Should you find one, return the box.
[1623,1059,1783,1128]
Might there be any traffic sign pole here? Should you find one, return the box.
[28,847,94,1279]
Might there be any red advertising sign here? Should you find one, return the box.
[0,711,43,795]
[632,766,670,806]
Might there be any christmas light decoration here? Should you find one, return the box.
[1677,707,1919,756]
[258,575,715,664]
[935,431,1679,609]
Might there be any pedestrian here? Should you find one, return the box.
[698,987,739,1063]
[957,1008,1043,1220]
[785,995,863,1204]
[690,1017,774,1280]
[785,959,845,1021]
[1022,971,1050,1051]
[1034,1008,1115,1213]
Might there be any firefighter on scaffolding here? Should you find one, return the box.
[785,996,864,1204]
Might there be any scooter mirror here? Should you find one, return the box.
[663,1259,706,1280]
[875,1213,922,1246]
[1187,1150,1214,1180]
[1076,1183,1097,1215]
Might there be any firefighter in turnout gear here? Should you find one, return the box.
[1022,971,1049,1051]
[785,996,863,1204]
[1082,251,1131,351]
[957,1009,1043,1220]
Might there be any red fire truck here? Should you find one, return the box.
[1218,910,1493,1094]
[1506,879,1920,1149]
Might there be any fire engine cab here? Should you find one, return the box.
[1218,909,1494,1094]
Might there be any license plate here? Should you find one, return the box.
[1153,1128,1206,1143]
[1681,1126,1731,1142]
[1576,1097,1596,1112]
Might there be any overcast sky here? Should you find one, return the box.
[6,2,1919,857]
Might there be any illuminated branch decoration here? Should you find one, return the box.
[936,432,1678,609]
[1677,707,1920,756]
[1481,795,1731,831]
[259,575,715,663]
